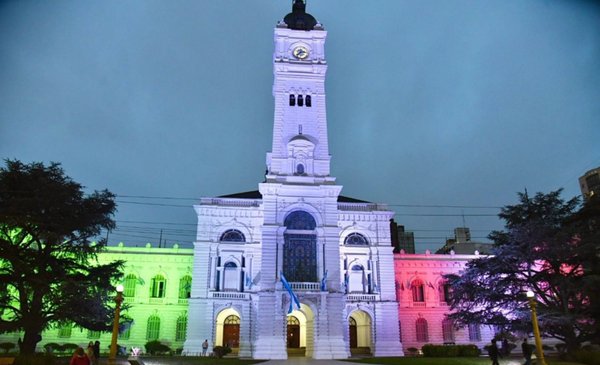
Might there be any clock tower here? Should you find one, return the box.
[266,0,333,184]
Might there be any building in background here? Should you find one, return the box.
[579,167,600,201]
[435,227,494,255]
[390,219,415,254]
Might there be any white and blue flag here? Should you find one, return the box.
[280,272,301,314]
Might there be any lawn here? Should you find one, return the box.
[347,357,585,365]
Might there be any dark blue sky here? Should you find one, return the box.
[1,1,599,252]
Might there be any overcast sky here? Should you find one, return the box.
[1,0,599,252]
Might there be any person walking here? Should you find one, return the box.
[202,339,209,356]
[488,340,500,365]
[522,338,533,365]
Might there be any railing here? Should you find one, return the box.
[148,298,164,304]
[290,282,321,291]
[210,292,250,300]
[347,294,379,302]
[338,202,388,211]
[412,302,426,307]
[200,198,260,207]
[178,298,189,305]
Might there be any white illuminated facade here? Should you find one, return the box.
[182,1,402,359]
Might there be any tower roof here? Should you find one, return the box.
[283,0,318,31]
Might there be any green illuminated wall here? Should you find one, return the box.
[0,243,194,354]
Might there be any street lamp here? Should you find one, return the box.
[526,290,547,365]
[109,284,124,365]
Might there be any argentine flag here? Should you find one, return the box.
[280,272,301,314]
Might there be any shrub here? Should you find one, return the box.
[62,343,78,354]
[572,349,600,365]
[43,343,60,354]
[144,341,172,355]
[0,343,15,354]
[212,346,232,358]
[405,347,419,356]
[422,344,480,357]
[14,353,55,365]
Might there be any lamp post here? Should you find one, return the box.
[109,284,124,365]
[526,290,547,365]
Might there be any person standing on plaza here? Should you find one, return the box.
[202,339,209,356]
[86,342,96,365]
[93,341,100,363]
[488,340,500,365]
[522,338,533,365]
[70,347,90,365]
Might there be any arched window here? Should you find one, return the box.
[175,315,188,341]
[442,318,455,343]
[305,95,312,107]
[283,211,317,282]
[224,315,240,325]
[57,323,72,338]
[298,94,304,106]
[284,211,316,230]
[349,317,357,326]
[296,163,305,175]
[220,229,245,242]
[223,262,239,291]
[344,233,369,246]
[123,273,137,298]
[287,316,300,325]
[146,315,160,340]
[179,275,192,299]
[119,325,131,340]
[468,323,481,342]
[415,318,428,342]
[289,94,296,106]
[150,274,166,298]
[411,279,425,302]
[439,282,452,303]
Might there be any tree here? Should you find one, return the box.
[445,190,600,353]
[0,160,123,354]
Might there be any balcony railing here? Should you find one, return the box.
[290,282,320,291]
[209,292,250,300]
[412,302,426,307]
[347,294,379,302]
[148,298,164,304]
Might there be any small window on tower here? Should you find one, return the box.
[296,164,305,175]
[305,95,312,107]
[298,95,304,106]
[289,95,296,106]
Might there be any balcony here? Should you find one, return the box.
[290,282,320,291]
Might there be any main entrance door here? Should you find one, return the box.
[222,315,240,347]
[287,316,300,348]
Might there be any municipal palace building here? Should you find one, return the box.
[0,1,494,358]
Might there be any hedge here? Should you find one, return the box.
[422,344,481,357]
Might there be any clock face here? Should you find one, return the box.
[292,46,309,60]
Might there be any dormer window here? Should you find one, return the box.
[298,95,304,106]
[305,95,312,107]
[289,95,296,106]
[296,163,305,175]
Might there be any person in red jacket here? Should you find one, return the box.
[70,347,90,365]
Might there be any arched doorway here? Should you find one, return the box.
[287,316,300,348]
[349,310,372,355]
[215,308,241,351]
[287,303,315,357]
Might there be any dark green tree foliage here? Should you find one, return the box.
[0,160,123,354]
[444,190,599,353]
